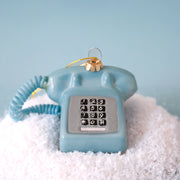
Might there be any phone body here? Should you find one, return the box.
[46,66,137,153]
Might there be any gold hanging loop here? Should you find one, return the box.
[66,48,103,72]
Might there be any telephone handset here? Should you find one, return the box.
[9,52,137,153]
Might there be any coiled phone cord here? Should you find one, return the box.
[9,76,61,122]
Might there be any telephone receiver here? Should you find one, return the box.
[9,65,137,153]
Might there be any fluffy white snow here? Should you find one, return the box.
[0,94,179,180]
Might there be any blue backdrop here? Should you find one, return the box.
[0,0,180,117]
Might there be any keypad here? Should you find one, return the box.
[80,98,107,127]
[68,96,118,134]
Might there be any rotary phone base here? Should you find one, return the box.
[9,50,137,153]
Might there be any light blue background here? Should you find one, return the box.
[0,1,180,117]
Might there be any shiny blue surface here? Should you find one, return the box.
[47,66,137,102]
[9,76,60,121]
[0,1,180,117]
[8,65,137,152]
[46,66,137,152]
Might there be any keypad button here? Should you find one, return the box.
[99,119,106,126]
[81,113,88,118]
[90,113,97,118]
[80,106,88,111]
[90,106,97,111]
[80,99,88,105]
[90,98,97,104]
[98,99,105,105]
[81,119,88,125]
[90,119,97,125]
[99,113,106,119]
[98,106,105,111]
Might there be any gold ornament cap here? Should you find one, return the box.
[66,48,104,72]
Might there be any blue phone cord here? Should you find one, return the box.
[9,76,61,122]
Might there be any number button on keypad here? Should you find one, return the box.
[99,112,106,119]
[90,98,97,104]
[90,113,97,118]
[90,106,97,111]
[90,119,97,125]
[98,99,105,105]
[80,106,88,111]
[81,113,88,118]
[98,106,105,111]
[80,99,88,105]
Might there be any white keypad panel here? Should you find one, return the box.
[68,96,119,134]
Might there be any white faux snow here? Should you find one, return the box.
[0,94,180,180]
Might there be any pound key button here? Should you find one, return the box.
[99,119,106,126]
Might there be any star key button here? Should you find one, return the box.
[81,119,88,126]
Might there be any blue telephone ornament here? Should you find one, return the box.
[9,55,137,153]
